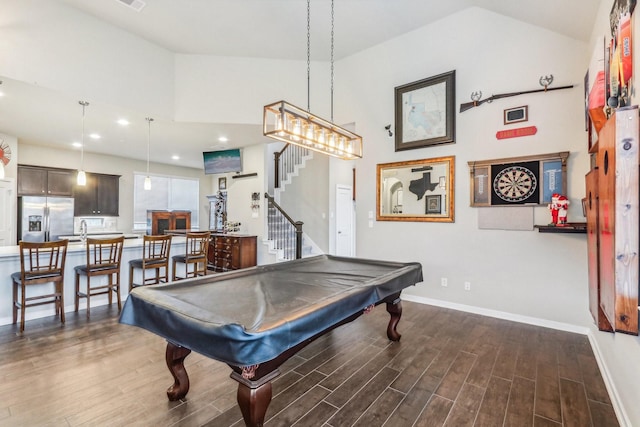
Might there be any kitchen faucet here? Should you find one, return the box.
[80,219,88,245]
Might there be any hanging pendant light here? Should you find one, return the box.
[263,0,362,159]
[77,101,89,186]
[144,117,153,190]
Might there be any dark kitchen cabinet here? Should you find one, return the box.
[17,166,74,196]
[73,173,120,216]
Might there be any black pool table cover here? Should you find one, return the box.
[119,255,423,367]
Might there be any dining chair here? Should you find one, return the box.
[129,234,172,291]
[11,239,69,333]
[172,231,210,280]
[74,236,124,318]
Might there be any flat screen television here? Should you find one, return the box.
[203,148,242,175]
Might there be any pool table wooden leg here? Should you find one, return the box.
[386,295,403,341]
[237,381,272,427]
[165,342,192,401]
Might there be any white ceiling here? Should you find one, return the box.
[0,0,602,169]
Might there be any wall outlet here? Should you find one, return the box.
[464,281,471,291]
[441,277,448,287]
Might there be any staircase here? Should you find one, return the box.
[264,144,320,261]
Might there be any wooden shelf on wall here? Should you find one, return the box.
[534,223,587,234]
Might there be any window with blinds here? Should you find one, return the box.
[133,173,199,231]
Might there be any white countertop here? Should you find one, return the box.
[58,233,142,242]
[0,235,188,325]
[0,235,186,259]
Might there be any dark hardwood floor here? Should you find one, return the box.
[0,301,619,426]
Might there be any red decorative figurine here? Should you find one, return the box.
[557,195,569,225]
[548,193,560,225]
[548,193,569,226]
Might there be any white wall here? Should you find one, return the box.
[174,54,333,126]
[340,7,591,325]
[221,143,266,236]
[0,0,175,117]
[279,153,330,251]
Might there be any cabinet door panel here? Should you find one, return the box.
[586,169,611,331]
[47,170,74,196]
[73,174,97,215]
[17,167,47,195]
[96,175,119,216]
[597,108,639,334]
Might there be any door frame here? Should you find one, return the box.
[0,178,16,246]
[335,184,355,257]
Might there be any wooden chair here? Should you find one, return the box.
[129,234,172,291]
[11,239,69,333]
[74,236,124,318]
[172,231,210,280]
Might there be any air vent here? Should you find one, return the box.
[115,0,146,12]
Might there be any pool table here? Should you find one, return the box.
[119,254,423,427]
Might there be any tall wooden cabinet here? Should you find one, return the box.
[586,106,639,334]
[147,210,191,235]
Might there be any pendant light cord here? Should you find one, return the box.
[306,0,311,113]
[79,101,89,168]
[330,0,334,122]
[307,0,336,120]
[146,117,153,175]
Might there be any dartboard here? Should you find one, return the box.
[492,165,538,202]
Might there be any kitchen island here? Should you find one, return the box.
[0,236,187,326]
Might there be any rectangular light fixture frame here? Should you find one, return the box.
[263,100,363,159]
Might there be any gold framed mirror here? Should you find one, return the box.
[377,156,455,222]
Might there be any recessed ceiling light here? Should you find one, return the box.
[117,119,130,126]
[72,142,82,148]
[172,155,180,160]
[89,133,101,140]
[218,136,228,143]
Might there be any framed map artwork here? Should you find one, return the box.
[394,70,456,151]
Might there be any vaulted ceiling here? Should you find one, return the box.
[1,0,602,169]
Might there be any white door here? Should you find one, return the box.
[336,185,354,256]
[0,179,15,246]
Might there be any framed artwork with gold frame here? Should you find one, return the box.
[377,156,455,222]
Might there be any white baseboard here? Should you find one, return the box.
[403,295,589,334]
[403,295,629,427]
[586,331,631,427]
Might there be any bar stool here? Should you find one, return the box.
[11,239,69,333]
[172,231,210,280]
[129,234,172,291]
[74,236,124,318]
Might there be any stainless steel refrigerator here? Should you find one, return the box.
[18,196,74,242]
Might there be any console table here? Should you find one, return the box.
[208,234,257,272]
